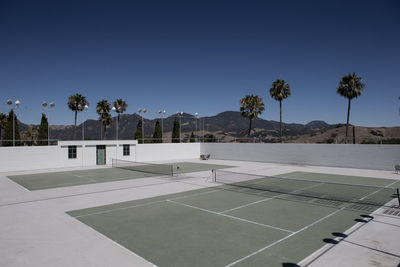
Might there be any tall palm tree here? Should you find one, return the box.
[113,99,128,122]
[269,79,291,143]
[101,113,113,139]
[0,113,7,141]
[96,99,111,140]
[113,99,127,139]
[68,94,89,140]
[240,94,265,137]
[336,73,365,143]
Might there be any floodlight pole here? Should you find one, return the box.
[7,99,20,146]
[42,101,55,145]
[138,108,146,143]
[194,112,198,142]
[158,109,166,143]
[177,111,183,142]
[82,104,89,141]
[112,106,119,159]
[112,106,119,141]
[142,109,146,143]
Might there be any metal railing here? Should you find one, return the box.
[133,136,400,144]
[0,139,59,147]
[1,136,398,146]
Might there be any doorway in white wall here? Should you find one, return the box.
[96,145,106,165]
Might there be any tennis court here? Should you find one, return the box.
[7,161,233,191]
[67,171,400,267]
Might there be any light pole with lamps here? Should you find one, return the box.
[137,108,146,143]
[111,106,119,158]
[194,112,198,142]
[111,106,119,141]
[80,104,89,141]
[158,109,166,143]
[7,99,20,146]
[176,111,183,142]
[42,101,55,145]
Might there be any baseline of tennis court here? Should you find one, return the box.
[67,171,400,267]
[7,162,233,191]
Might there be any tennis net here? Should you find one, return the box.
[112,159,174,176]
[212,170,400,208]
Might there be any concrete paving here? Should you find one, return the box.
[0,159,399,267]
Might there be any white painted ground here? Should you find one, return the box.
[0,159,399,267]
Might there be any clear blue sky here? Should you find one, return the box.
[0,0,399,127]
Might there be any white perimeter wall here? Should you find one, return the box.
[3,142,397,172]
[201,143,400,171]
[0,142,200,172]
[0,140,138,172]
[135,143,200,162]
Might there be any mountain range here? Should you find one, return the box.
[16,111,400,143]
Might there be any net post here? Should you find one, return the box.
[397,188,400,207]
[211,169,216,183]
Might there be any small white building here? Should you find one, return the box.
[0,140,138,172]
[59,140,137,166]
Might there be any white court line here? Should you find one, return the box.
[225,208,344,267]
[224,179,400,267]
[6,178,31,192]
[70,174,97,182]
[219,182,324,214]
[30,181,96,190]
[167,199,294,234]
[74,189,222,218]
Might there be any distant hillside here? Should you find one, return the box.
[13,111,400,143]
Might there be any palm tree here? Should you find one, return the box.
[113,99,128,122]
[113,99,127,139]
[269,79,291,143]
[101,113,113,139]
[96,99,111,140]
[68,94,89,140]
[336,73,365,143]
[240,94,265,137]
[0,113,7,141]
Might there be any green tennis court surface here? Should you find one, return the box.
[67,171,400,267]
[7,162,232,191]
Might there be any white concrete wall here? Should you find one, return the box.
[136,143,200,162]
[0,141,200,172]
[200,143,400,171]
[0,140,138,172]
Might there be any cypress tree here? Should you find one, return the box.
[37,113,49,146]
[204,133,217,143]
[135,119,143,144]
[190,131,195,142]
[0,113,7,142]
[153,120,162,143]
[2,110,21,146]
[172,118,180,143]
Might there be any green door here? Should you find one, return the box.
[96,145,106,165]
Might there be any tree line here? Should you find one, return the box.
[240,73,366,143]
[0,110,50,146]
[0,72,370,145]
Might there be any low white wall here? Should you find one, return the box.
[136,143,200,162]
[0,140,138,172]
[201,143,400,171]
[0,141,198,172]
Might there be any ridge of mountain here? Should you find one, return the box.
[13,111,399,142]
